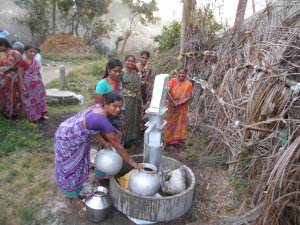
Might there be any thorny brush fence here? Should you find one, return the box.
[163,1,300,224]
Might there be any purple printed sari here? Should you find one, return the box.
[54,104,102,192]
[20,59,47,122]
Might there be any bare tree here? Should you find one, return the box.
[234,0,248,25]
[180,0,190,55]
[52,0,56,34]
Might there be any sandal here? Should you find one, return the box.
[71,199,86,209]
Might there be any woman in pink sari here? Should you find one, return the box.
[18,45,48,122]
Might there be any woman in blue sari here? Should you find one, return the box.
[93,58,126,186]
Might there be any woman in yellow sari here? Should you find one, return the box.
[163,68,193,151]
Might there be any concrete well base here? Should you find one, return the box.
[109,155,195,222]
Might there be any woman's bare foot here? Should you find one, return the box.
[41,116,49,120]
[174,144,180,152]
[65,194,86,200]
[99,175,110,180]
[93,179,102,187]
[130,144,136,150]
[72,198,86,209]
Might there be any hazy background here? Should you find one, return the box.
[0,0,268,49]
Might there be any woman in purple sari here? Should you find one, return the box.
[54,92,143,209]
[18,45,48,122]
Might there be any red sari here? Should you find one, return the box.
[164,79,192,144]
[0,50,23,116]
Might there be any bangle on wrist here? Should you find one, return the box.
[103,141,107,145]
[23,89,27,92]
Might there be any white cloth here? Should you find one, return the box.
[34,53,44,83]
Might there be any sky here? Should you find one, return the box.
[154,0,268,27]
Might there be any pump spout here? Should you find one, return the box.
[144,121,157,145]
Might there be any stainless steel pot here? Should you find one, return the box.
[129,163,160,196]
[85,186,112,223]
[94,147,123,175]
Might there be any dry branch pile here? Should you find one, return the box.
[179,2,300,224]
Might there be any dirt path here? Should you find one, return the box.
[42,65,75,85]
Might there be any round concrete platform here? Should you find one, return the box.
[109,155,195,222]
[46,88,76,100]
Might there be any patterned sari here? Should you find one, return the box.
[55,104,102,195]
[20,59,47,122]
[164,79,192,144]
[121,70,141,144]
[94,80,125,178]
[136,64,152,130]
[0,50,23,116]
[137,64,152,105]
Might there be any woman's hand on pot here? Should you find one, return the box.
[136,163,143,169]
[104,142,113,149]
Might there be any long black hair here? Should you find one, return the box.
[140,51,150,58]
[103,58,123,79]
[177,67,188,74]
[24,44,35,51]
[103,91,123,105]
[0,38,12,49]
[125,54,135,62]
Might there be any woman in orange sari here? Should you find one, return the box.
[163,68,193,151]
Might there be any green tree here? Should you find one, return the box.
[153,1,225,54]
[13,0,51,45]
[153,21,181,53]
[121,0,160,52]
[58,0,113,38]
[83,17,116,46]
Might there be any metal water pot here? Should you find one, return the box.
[94,147,123,175]
[129,163,160,196]
[85,186,112,223]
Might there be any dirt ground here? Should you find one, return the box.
[37,110,249,225]
[36,73,249,224]
[42,65,75,85]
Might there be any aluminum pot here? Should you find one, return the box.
[129,163,160,196]
[85,186,112,223]
[94,147,123,175]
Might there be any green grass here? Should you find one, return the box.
[181,132,211,160]
[0,117,42,156]
[44,59,105,114]
[0,55,109,224]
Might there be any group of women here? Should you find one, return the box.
[54,51,193,209]
[0,38,47,122]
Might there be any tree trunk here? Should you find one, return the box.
[52,0,56,34]
[180,0,190,55]
[115,36,122,51]
[121,31,131,52]
[70,13,77,35]
[234,0,248,25]
[29,27,37,46]
[75,20,80,37]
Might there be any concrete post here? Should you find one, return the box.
[59,65,66,91]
